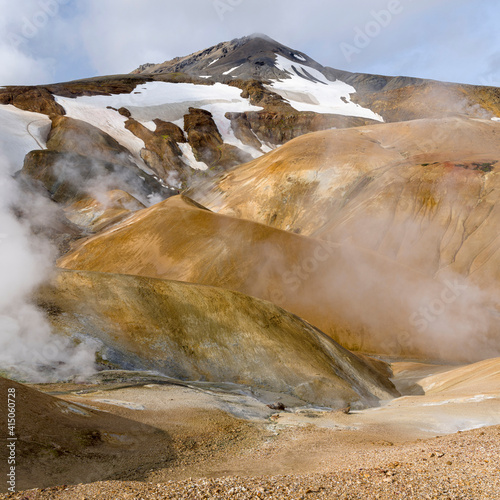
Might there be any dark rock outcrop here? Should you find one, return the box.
[47,115,135,166]
[228,109,377,146]
[154,119,187,143]
[227,113,263,150]
[0,87,65,115]
[183,107,253,169]
[21,116,171,204]
[124,118,190,185]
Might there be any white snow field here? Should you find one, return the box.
[267,55,383,122]
[54,82,264,169]
[52,67,381,174]
[0,105,51,172]
[54,94,147,163]
[1,65,382,177]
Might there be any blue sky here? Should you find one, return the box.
[0,0,498,87]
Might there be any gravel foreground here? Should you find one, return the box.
[3,425,499,499]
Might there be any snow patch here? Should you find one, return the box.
[55,82,263,171]
[293,53,307,62]
[208,58,219,67]
[200,76,211,79]
[223,65,242,75]
[172,117,185,130]
[0,105,51,171]
[492,117,500,122]
[54,95,146,162]
[268,55,383,122]
[55,81,262,130]
[142,121,157,132]
[178,143,209,170]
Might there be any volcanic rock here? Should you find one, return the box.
[124,118,188,182]
[56,195,493,361]
[38,269,399,407]
[0,376,173,490]
[0,87,65,115]
[63,190,145,233]
[183,107,253,169]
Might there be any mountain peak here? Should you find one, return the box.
[246,33,279,43]
[131,34,322,82]
[249,32,273,39]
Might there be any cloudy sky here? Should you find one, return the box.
[1,0,499,87]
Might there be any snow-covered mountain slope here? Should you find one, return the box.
[132,33,412,98]
[0,105,51,171]
[11,33,490,197]
[52,39,386,177]
[54,81,265,168]
[132,34,319,81]
[45,52,382,189]
[133,34,500,121]
[268,55,383,121]
[132,34,382,122]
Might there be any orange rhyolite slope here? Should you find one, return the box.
[58,192,500,362]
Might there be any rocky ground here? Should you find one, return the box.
[2,425,499,499]
[1,361,500,499]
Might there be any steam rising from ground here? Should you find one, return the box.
[300,116,500,362]
[0,154,96,382]
[51,152,153,206]
[328,243,499,362]
[282,183,500,362]
[231,117,500,363]
[255,230,500,363]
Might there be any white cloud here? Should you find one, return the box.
[0,43,55,85]
[0,0,68,84]
[78,0,216,74]
[0,0,499,86]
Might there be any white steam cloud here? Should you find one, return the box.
[0,153,96,382]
